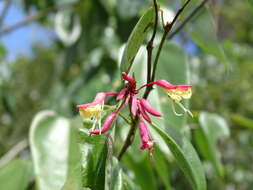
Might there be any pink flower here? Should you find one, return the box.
[76,92,106,119]
[116,88,128,101]
[139,119,153,150]
[153,80,193,117]
[89,112,117,134]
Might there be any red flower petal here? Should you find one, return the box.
[131,96,138,116]
[139,98,162,117]
[137,100,151,123]
[89,112,117,134]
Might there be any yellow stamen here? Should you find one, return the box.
[79,104,103,118]
[166,88,192,102]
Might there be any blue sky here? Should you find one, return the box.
[0,1,55,61]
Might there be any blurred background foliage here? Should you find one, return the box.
[0,0,253,189]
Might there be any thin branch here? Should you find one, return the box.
[0,1,79,36]
[0,139,28,168]
[168,0,209,40]
[146,0,159,83]
[0,0,12,28]
[151,0,192,82]
[117,119,137,160]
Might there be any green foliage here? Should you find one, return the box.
[151,123,206,190]
[0,159,33,190]
[30,111,82,190]
[120,7,154,73]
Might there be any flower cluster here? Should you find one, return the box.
[77,72,192,150]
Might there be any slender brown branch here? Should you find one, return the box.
[151,0,192,82]
[168,0,209,40]
[0,1,79,36]
[0,0,12,28]
[146,0,159,83]
[117,119,137,160]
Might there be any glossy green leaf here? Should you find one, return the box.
[120,7,154,73]
[29,111,82,190]
[107,157,123,190]
[78,130,108,190]
[195,112,229,176]
[230,113,253,130]
[152,148,172,190]
[0,159,33,190]
[151,123,206,190]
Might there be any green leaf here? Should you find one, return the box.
[230,113,253,130]
[78,131,108,190]
[29,111,82,190]
[151,123,206,190]
[188,4,227,65]
[120,7,154,73]
[108,157,123,190]
[195,112,229,176]
[152,148,172,190]
[0,159,33,190]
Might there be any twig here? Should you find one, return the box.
[0,1,79,36]
[0,0,12,28]
[0,139,28,168]
[151,0,192,82]
[117,119,137,160]
[143,0,159,99]
[146,0,159,83]
[168,0,209,40]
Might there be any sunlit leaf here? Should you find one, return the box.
[0,159,33,190]
[29,111,82,190]
[151,123,206,190]
[77,130,108,190]
[120,7,154,73]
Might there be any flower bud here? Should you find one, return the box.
[139,119,153,150]
[89,112,117,134]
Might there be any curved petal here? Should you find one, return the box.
[131,96,138,116]
[139,98,162,117]
[137,101,151,123]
